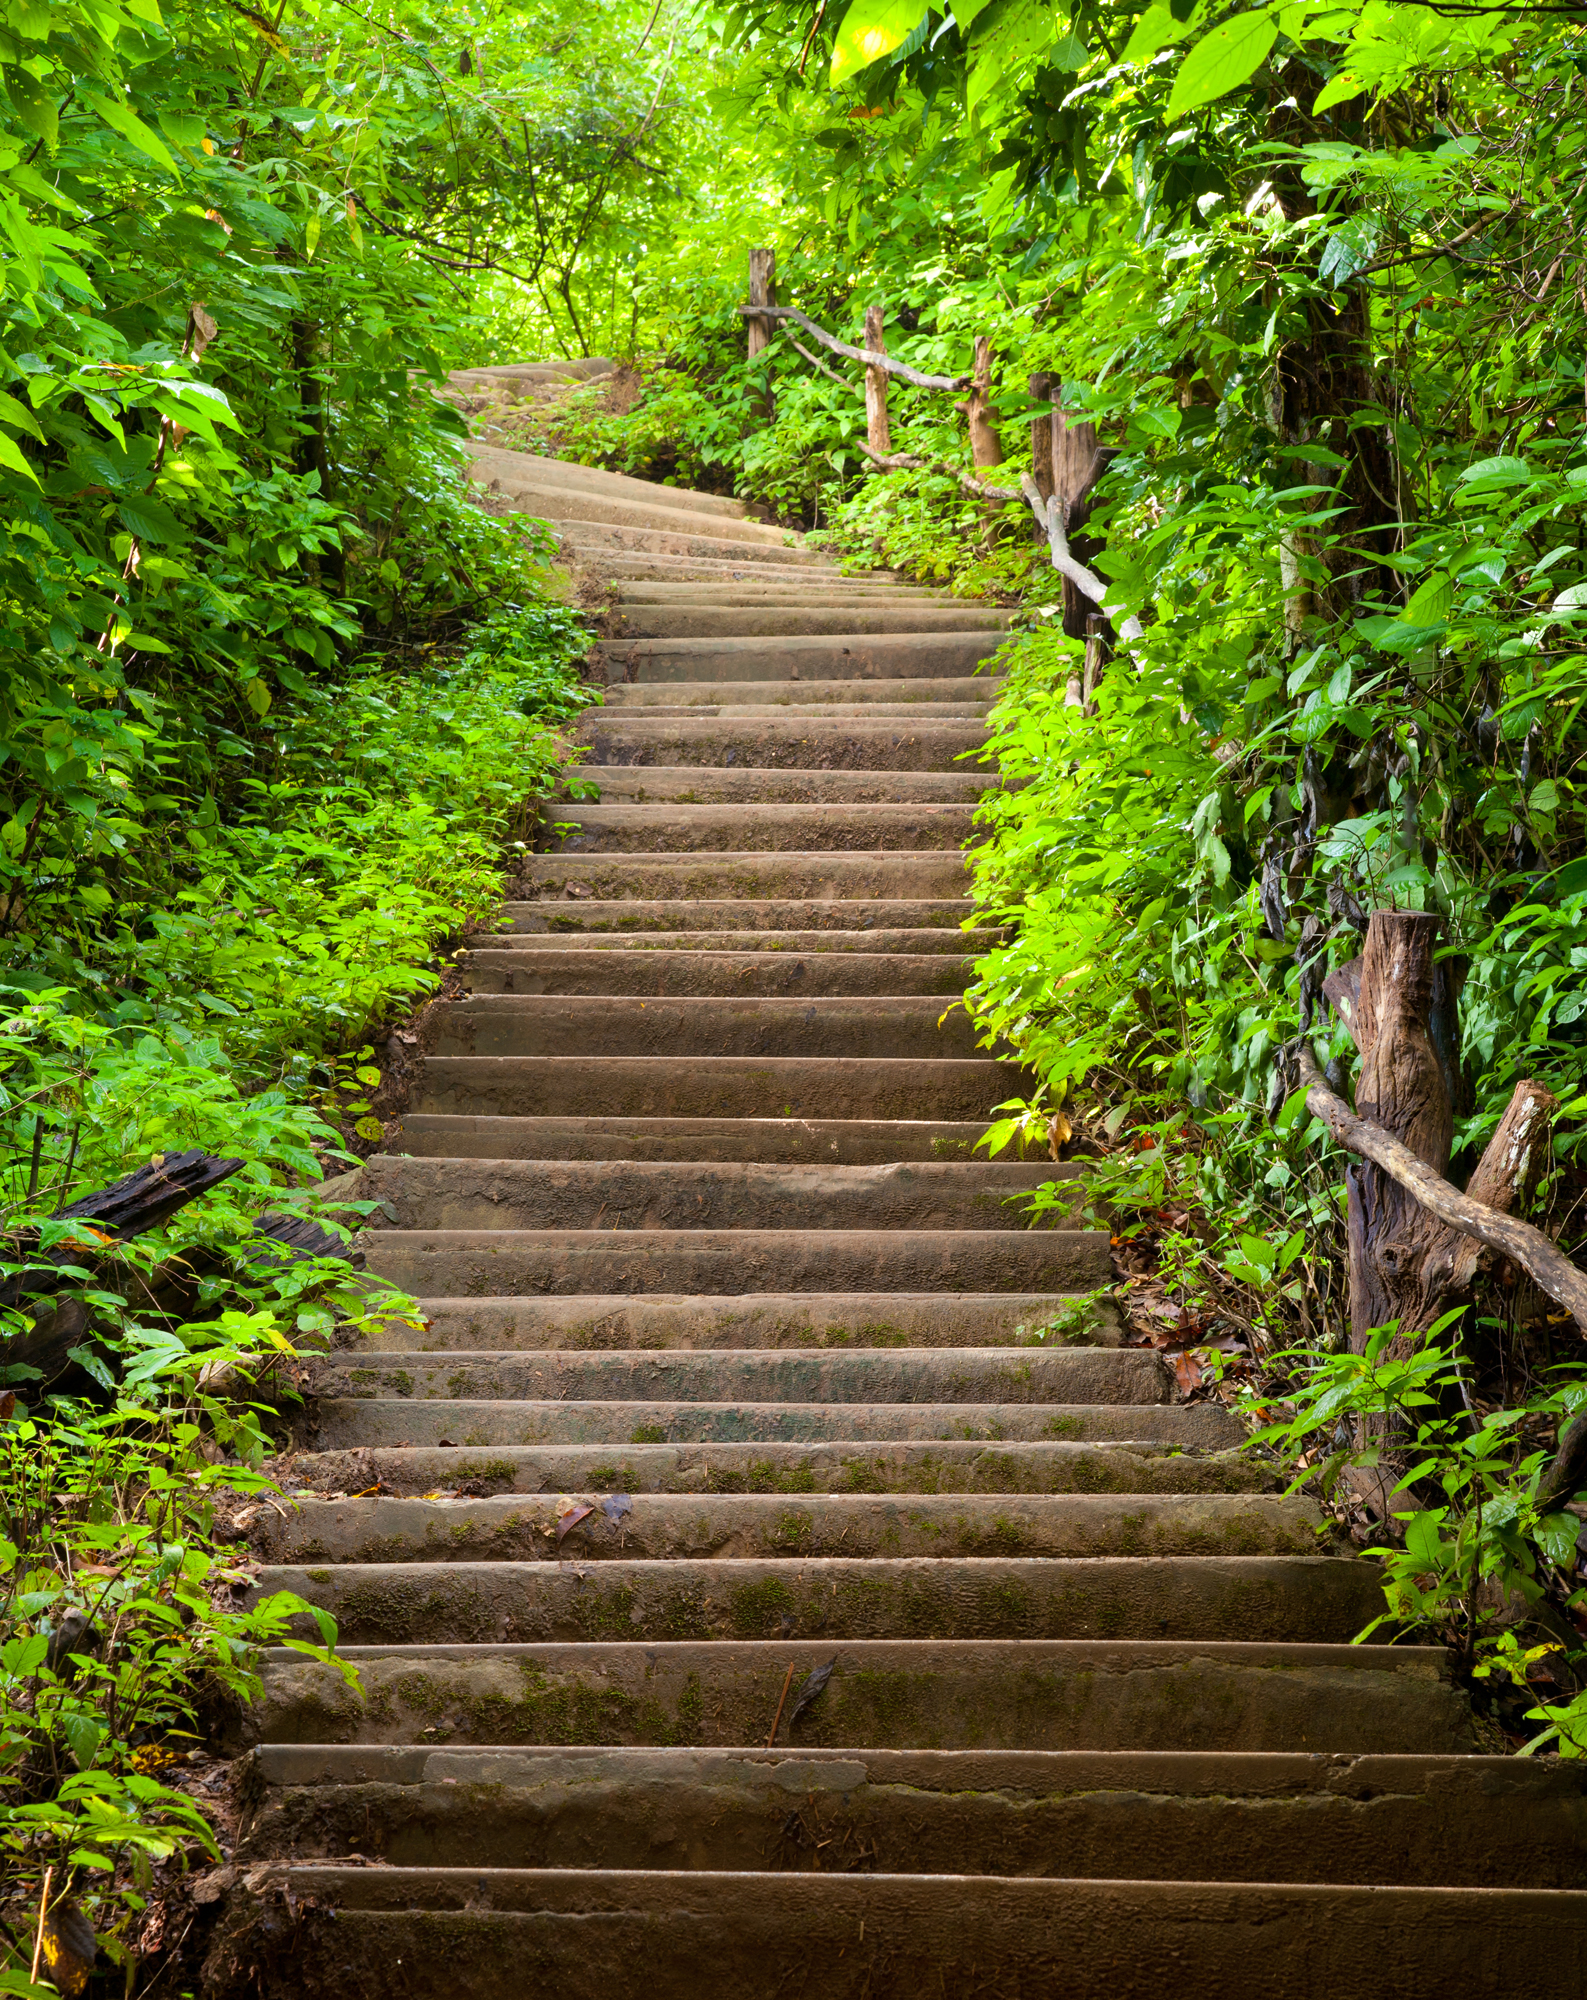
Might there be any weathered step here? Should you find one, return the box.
[548,803,975,852]
[515,853,968,900]
[253,1637,1477,1754]
[239,1745,1587,1886]
[422,995,985,1059]
[411,1057,1026,1121]
[467,463,795,547]
[357,1227,1106,1297]
[606,606,1009,639]
[352,1158,1069,1232]
[464,442,748,520]
[257,1553,1382,1647]
[208,1864,1587,1998]
[490,900,974,933]
[597,633,1004,680]
[304,1399,1236,1449]
[314,1345,1157,1406]
[470,927,982,953]
[389,1115,1000,1164]
[556,519,826,566]
[598,679,995,709]
[612,582,953,603]
[247,1491,1320,1568]
[593,553,857,584]
[560,766,990,804]
[575,714,990,771]
[267,1439,1270,1498]
[461,949,975,996]
[364,1293,1114,1348]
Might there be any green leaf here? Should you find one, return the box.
[829,0,925,84]
[1165,8,1278,118]
[1530,780,1560,816]
[1536,1513,1581,1567]
[80,89,178,172]
[0,425,39,485]
[4,63,55,147]
[967,0,1056,113]
[1311,65,1366,114]
[1458,454,1532,487]
[1122,4,1183,63]
[1403,573,1451,627]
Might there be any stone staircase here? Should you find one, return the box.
[217,438,1587,1995]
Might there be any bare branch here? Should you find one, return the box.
[1018,471,1143,642]
[1296,1046,1587,1340]
[735,305,969,390]
[857,440,1020,503]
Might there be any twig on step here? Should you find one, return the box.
[765,1663,798,1747]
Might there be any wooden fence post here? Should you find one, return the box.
[965,336,1003,469]
[864,304,891,454]
[747,247,776,360]
[1027,372,1056,524]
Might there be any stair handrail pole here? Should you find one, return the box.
[864,304,891,454]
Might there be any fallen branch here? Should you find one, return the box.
[1296,1045,1587,1338]
[736,304,969,390]
[857,441,1020,503]
[1018,471,1144,642]
[785,333,848,386]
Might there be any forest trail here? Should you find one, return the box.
[217,399,1579,1994]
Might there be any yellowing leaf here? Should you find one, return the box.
[0,425,40,485]
[1165,8,1278,119]
[830,0,925,86]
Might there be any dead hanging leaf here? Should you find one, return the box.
[1172,1350,1207,1396]
[41,1899,96,1998]
[787,1657,837,1731]
[555,1496,594,1541]
[0,1392,14,1421]
[600,1493,633,1526]
[186,303,218,359]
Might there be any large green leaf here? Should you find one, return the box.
[80,88,178,171]
[967,0,1057,114]
[829,0,926,86]
[1165,8,1278,118]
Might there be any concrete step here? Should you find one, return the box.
[613,583,954,603]
[607,606,1009,639]
[256,1553,1381,1647]
[556,519,826,566]
[599,679,996,710]
[514,853,969,900]
[593,553,859,585]
[410,1055,1027,1121]
[548,803,976,854]
[267,1439,1271,1498]
[358,1293,1116,1349]
[356,1227,1108,1298]
[353,1157,1070,1231]
[598,632,1003,682]
[238,1746,1587,1886]
[312,1345,1156,1407]
[559,766,991,804]
[464,441,748,520]
[264,1438,1268,1498]
[253,1636,1477,1754]
[460,949,975,995]
[248,1492,1321,1568]
[388,1115,1001,1164]
[467,457,795,547]
[574,714,990,771]
[490,901,975,934]
[470,926,984,951]
[199,1863,1587,1997]
[422,995,986,1059]
[304,1399,1234,1450]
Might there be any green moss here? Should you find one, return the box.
[1043,1414,1084,1440]
[630,1423,667,1444]
[305,1567,334,1585]
[730,1574,797,1636]
[771,1510,813,1549]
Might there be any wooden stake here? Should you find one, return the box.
[30,1865,53,1985]
[766,1662,797,1747]
[864,305,890,454]
[964,336,1003,469]
[746,248,776,361]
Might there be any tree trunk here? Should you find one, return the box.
[864,304,890,455]
[747,247,776,421]
[963,336,1002,468]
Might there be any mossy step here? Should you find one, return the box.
[606,606,1008,639]
[245,1491,1324,1568]
[595,631,1004,680]
[356,1227,1110,1299]
[255,1552,1384,1648]
[352,1291,1117,1350]
[423,993,989,1059]
[266,1438,1267,1499]
[548,802,977,853]
[573,714,990,770]
[388,1117,1003,1166]
[560,767,991,804]
[515,852,971,902]
[352,1156,1074,1233]
[204,1865,1587,1999]
[239,1745,1587,1886]
[491,899,976,933]
[460,950,976,996]
[312,1343,1151,1407]
[251,1637,1476,1755]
